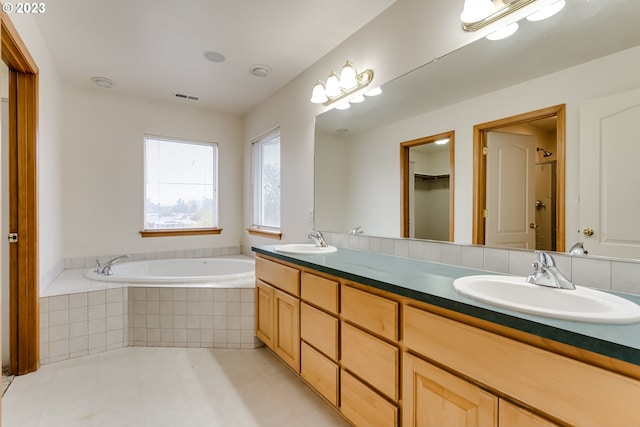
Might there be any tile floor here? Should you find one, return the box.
[2,347,350,427]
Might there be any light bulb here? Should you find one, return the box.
[325,71,341,97]
[339,61,358,89]
[460,0,496,24]
[364,87,382,97]
[486,22,518,40]
[310,81,328,104]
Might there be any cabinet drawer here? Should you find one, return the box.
[342,285,398,341]
[341,370,398,427]
[301,303,338,360]
[403,306,640,427]
[301,272,339,314]
[256,257,300,296]
[499,400,561,427]
[301,342,339,406]
[341,322,399,400]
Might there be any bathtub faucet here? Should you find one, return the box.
[100,254,130,276]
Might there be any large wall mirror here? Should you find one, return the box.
[314,0,640,259]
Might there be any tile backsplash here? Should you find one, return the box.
[323,232,640,296]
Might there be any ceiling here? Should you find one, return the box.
[33,0,396,115]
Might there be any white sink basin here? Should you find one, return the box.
[274,243,337,255]
[453,275,640,324]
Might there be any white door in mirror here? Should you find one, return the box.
[453,275,640,324]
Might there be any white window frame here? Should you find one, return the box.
[141,134,220,237]
[250,128,281,237]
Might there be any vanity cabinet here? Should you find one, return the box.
[255,257,301,372]
[403,305,639,427]
[254,252,640,427]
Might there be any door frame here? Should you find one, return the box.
[2,11,40,375]
[400,130,455,240]
[472,104,565,251]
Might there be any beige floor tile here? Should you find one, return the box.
[2,346,350,427]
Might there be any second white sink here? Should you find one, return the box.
[274,243,337,255]
[453,275,640,324]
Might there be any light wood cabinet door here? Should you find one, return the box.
[499,400,560,427]
[255,279,274,348]
[403,353,498,427]
[274,288,300,372]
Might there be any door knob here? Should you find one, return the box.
[583,228,594,237]
[529,223,537,229]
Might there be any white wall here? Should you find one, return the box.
[61,85,243,258]
[242,0,481,250]
[5,14,65,291]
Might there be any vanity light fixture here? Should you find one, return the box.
[310,60,380,109]
[460,0,566,40]
[435,138,450,145]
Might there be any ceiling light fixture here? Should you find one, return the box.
[203,50,226,63]
[460,0,566,40]
[91,77,114,89]
[250,64,271,78]
[310,60,379,109]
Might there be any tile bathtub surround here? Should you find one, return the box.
[40,288,128,365]
[128,287,260,349]
[324,232,640,295]
[64,245,241,270]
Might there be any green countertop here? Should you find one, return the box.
[253,245,640,366]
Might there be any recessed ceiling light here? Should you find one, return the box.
[250,64,271,78]
[203,50,226,63]
[91,77,114,89]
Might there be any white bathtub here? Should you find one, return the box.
[84,256,255,287]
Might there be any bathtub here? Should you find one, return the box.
[84,256,255,287]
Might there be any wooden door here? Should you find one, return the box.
[255,279,274,348]
[579,88,640,258]
[485,132,536,248]
[273,288,300,371]
[402,353,497,427]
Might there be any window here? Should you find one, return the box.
[251,129,281,236]
[143,135,219,236]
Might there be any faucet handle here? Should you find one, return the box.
[536,250,556,267]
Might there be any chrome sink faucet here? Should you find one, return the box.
[526,251,575,290]
[307,229,328,247]
[349,226,363,235]
[100,254,130,275]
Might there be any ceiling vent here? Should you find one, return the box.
[173,92,199,101]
